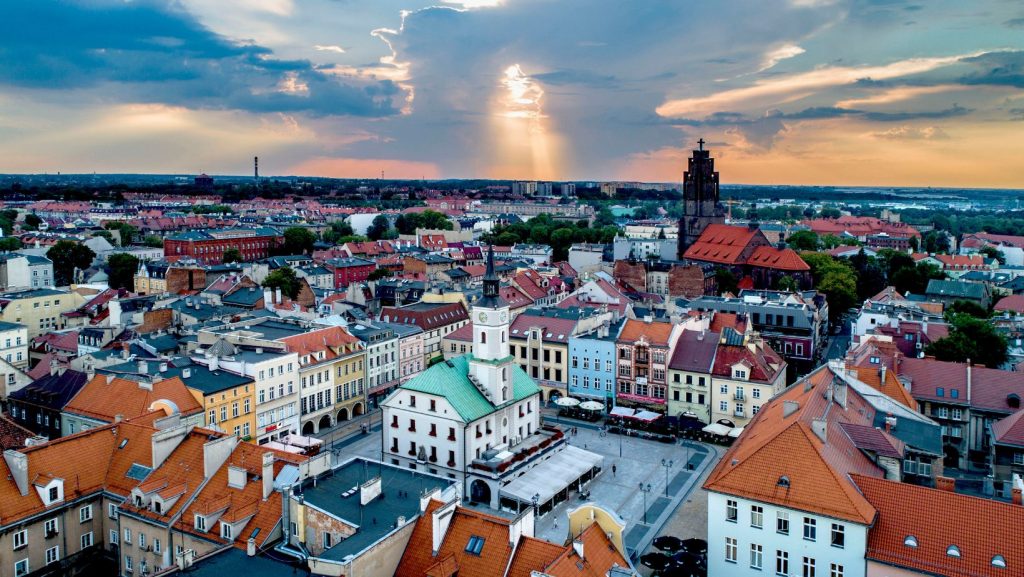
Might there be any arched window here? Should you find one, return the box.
[481,332,487,344]
[502,386,509,401]
[502,330,506,343]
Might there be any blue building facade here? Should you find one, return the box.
[567,321,624,410]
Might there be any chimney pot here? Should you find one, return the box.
[936,476,956,492]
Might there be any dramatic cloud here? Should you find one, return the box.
[0,1,404,117]
[871,125,950,140]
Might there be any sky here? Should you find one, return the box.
[1,0,1022,187]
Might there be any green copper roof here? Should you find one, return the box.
[398,355,539,422]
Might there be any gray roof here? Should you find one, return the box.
[299,458,454,562]
[925,279,988,299]
[181,548,290,577]
[668,330,719,372]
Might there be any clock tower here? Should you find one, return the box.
[469,245,514,404]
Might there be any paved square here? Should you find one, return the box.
[329,418,720,557]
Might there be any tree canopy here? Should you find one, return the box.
[283,227,316,255]
[222,248,243,264]
[321,220,355,245]
[105,221,138,246]
[47,240,95,286]
[107,253,139,290]
[395,210,453,234]
[263,267,301,300]
[367,215,397,241]
[925,313,1007,369]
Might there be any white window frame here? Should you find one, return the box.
[81,531,94,551]
[12,529,27,550]
[45,545,59,565]
[15,559,29,577]
[79,504,93,523]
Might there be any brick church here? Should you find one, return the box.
[677,141,811,290]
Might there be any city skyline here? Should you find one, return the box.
[3,1,1023,187]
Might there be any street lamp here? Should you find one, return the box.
[638,483,652,525]
[660,459,674,497]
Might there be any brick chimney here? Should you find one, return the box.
[1012,487,1022,506]
[935,476,956,492]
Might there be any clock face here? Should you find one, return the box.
[500,312,507,322]
[478,312,488,322]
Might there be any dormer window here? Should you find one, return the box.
[49,487,59,502]
[221,523,232,540]
[947,545,961,558]
[992,555,1006,568]
[195,515,206,532]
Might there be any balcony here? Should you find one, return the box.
[469,426,565,477]
[733,410,746,418]
[447,459,456,467]
[447,434,456,442]
[734,392,745,401]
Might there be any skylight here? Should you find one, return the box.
[465,535,485,555]
[992,555,1006,568]
[947,545,961,558]
[904,536,918,548]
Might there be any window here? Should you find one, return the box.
[777,551,789,576]
[465,536,485,555]
[720,384,728,394]
[726,499,738,522]
[720,401,728,412]
[1014,453,1024,465]
[139,533,145,549]
[48,486,59,502]
[13,529,27,550]
[777,512,789,535]
[936,387,945,397]
[952,408,963,420]
[830,524,845,548]
[45,546,59,565]
[323,531,333,548]
[124,528,132,544]
[153,539,161,554]
[222,523,233,539]
[125,555,133,573]
[110,530,119,545]
[803,517,816,541]
[15,559,29,577]
[195,515,206,531]
[802,557,816,577]
[45,517,58,536]
[81,532,93,550]
[79,504,93,522]
[751,543,763,570]
[947,545,961,558]
[725,537,737,563]
[830,563,844,577]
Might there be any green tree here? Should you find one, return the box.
[142,235,164,248]
[925,313,1007,369]
[800,252,858,322]
[818,207,841,219]
[594,207,616,227]
[222,248,243,264]
[368,268,393,281]
[980,245,1006,264]
[24,213,42,231]
[263,267,301,300]
[715,269,739,296]
[774,275,799,292]
[0,237,22,251]
[908,236,919,252]
[107,253,140,290]
[284,227,316,255]
[549,229,575,261]
[47,240,96,286]
[367,215,394,241]
[946,299,989,319]
[105,222,139,246]
[321,220,355,245]
[786,230,819,251]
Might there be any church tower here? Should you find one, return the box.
[677,139,726,259]
[469,245,514,405]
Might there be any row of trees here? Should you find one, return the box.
[481,214,620,262]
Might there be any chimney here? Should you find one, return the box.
[246,538,256,557]
[138,360,148,374]
[138,379,153,391]
[3,450,29,496]
[263,287,273,306]
[879,364,886,384]
[121,342,131,360]
[811,417,827,443]
[936,476,956,493]
[159,362,168,373]
[203,434,238,479]
[966,360,972,403]
[782,400,799,418]
[208,356,219,371]
[275,287,282,303]
[115,414,124,423]
[262,450,274,500]
[572,538,584,560]
[228,465,247,489]
[1012,487,1022,506]
[49,358,59,376]
[182,368,192,379]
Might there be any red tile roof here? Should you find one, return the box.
[396,506,514,577]
[446,322,475,343]
[617,318,674,347]
[499,285,534,309]
[853,474,1024,577]
[965,231,1024,249]
[64,375,204,423]
[510,314,579,344]
[992,409,1024,448]
[995,294,1024,314]
[683,224,759,265]
[804,216,920,238]
[712,333,785,384]
[704,365,883,524]
[747,246,810,271]
[900,357,1024,413]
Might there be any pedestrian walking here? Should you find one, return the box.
[612,464,617,477]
